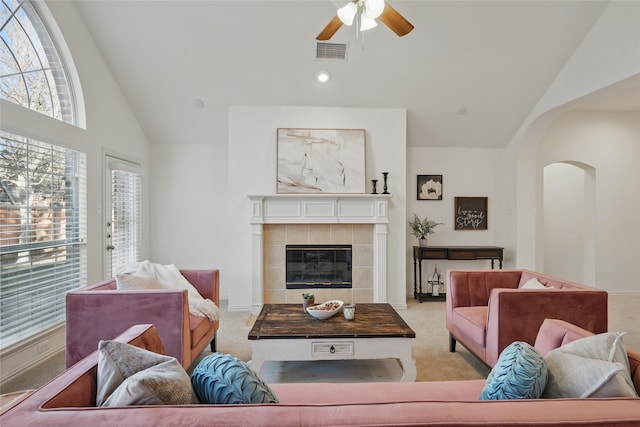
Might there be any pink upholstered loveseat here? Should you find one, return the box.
[2,320,638,426]
[65,269,219,368]
[446,269,608,367]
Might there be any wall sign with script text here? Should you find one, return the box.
[454,197,488,230]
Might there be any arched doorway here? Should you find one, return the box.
[543,161,596,284]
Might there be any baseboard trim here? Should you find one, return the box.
[0,326,65,389]
[227,304,252,312]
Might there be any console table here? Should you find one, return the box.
[412,245,504,302]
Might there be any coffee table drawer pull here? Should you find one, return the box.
[312,342,354,357]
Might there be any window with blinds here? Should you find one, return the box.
[0,131,87,350]
[106,161,142,277]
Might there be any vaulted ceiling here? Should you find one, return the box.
[72,1,636,148]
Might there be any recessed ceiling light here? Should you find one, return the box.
[316,70,331,83]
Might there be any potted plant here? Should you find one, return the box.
[408,214,443,247]
[302,292,315,312]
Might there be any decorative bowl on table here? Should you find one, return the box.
[305,300,344,320]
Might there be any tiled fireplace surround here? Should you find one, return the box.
[249,195,390,312]
[263,223,374,304]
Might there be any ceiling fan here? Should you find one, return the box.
[316,0,414,41]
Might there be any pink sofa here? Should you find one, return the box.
[2,320,638,426]
[446,269,608,367]
[65,269,219,368]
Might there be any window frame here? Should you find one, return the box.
[1,0,79,125]
[0,130,87,351]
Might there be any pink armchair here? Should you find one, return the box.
[446,269,608,367]
[65,269,219,368]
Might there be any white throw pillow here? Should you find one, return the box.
[96,340,195,407]
[520,277,547,289]
[543,332,638,398]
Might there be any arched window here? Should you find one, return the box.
[0,0,76,124]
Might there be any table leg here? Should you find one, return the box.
[397,343,417,382]
[418,259,423,303]
[400,357,417,382]
[249,343,265,375]
[413,256,418,299]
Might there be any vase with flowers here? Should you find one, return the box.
[408,214,443,247]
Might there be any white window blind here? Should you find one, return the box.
[0,131,87,350]
[106,161,142,277]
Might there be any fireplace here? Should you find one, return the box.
[248,194,390,313]
[285,244,352,289]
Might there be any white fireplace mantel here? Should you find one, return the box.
[247,194,391,313]
[248,194,391,224]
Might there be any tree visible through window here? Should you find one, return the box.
[1,0,83,350]
[1,0,75,124]
[0,131,87,349]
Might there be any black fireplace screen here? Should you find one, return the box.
[285,244,352,289]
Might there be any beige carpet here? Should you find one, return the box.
[193,298,491,383]
[210,294,639,382]
[3,294,639,393]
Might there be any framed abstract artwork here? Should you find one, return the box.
[417,175,443,200]
[454,196,488,230]
[276,128,366,194]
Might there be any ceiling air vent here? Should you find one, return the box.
[316,42,348,61]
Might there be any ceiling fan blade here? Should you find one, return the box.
[316,15,343,40]
[379,3,414,37]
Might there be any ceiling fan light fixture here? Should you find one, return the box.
[360,14,378,31]
[337,2,357,26]
[316,0,412,41]
[364,0,385,19]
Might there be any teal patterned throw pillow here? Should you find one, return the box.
[191,353,279,404]
[479,341,548,400]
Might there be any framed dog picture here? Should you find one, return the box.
[417,175,443,200]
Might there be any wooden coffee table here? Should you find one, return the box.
[248,303,417,382]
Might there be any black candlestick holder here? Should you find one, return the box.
[371,179,378,194]
[382,172,390,194]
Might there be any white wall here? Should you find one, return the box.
[0,1,150,385]
[226,106,407,310]
[504,0,640,273]
[149,143,228,274]
[540,111,640,292]
[406,147,506,295]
